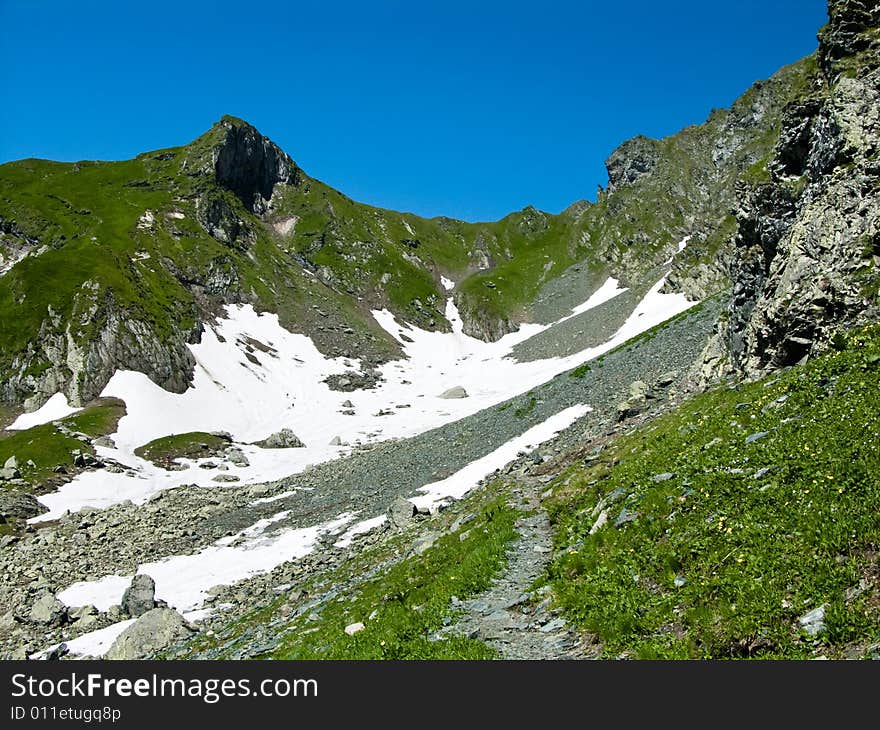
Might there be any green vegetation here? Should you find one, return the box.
[0,399,125,488]
[134,431,228,467]
[542,324,880,658]
[181,488,519,660]
[570,363,592,379]
[273,495,517,659]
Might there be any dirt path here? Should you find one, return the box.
[444,472,592,659]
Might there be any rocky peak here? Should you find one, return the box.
[211,116,299,214]
[818,0,880,76]
[603,135,661,193]
[698,0,880,382]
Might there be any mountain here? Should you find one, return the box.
[0,0,877,662]
[1,51,815,414]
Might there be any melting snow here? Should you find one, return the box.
[409,404,590,511]
[8,393,81,430]
[30,271,695,520]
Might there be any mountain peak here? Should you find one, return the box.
[206,115,299,214]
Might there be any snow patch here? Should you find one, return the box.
[8,393,81,430]
[31,270,696,519]
[409,404,590,511]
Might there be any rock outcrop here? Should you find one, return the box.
[701,0,880,380]
[213,116,300,215]
[604,135,662,193]
[104,608,196,660]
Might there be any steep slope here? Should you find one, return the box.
[699,0,880,380]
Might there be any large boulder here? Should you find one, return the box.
[388,496,416,529]
[104,608,196,660]
[29,592,67,627]
[438,386,469,399]
[122,574,157,618]
[254,428,305,449]
[0,491,47,520]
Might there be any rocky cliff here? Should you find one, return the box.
[700,0,880,380]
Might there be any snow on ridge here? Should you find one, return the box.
[8,393,81,430]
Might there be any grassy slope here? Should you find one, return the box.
[179,488,519,660]
[542,324,880,659]
[0,398,125,487]
[133,431,228,468]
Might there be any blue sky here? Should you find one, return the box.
[0,0,827,221]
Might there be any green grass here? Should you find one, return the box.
[541,323,880,659]
[134,431,228,467]
[180,487,520,660]
[271,495,518,659]
[0,399,124,488]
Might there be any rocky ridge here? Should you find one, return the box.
[700,0,880,380]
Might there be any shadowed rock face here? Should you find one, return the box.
[699,0,880,381]
[214,119,299,214]
[603,136,662,193]
[818,0,880,75]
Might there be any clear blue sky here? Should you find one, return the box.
[0,0,827,221]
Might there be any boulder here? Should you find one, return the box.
[344,622,365,636]
[255,429,305,449]
[411,531,441,555]
[105,608,196,660]
[122,574,157,618]
[388,496,416,528]
[438,386,469,399]
[0,491,47,520]
[29,592,67,627]
[4,456,19,470]
[799,604,827,637]
[225,448,250,467]
[0,466,21,480]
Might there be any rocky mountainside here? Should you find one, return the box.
[0,0,877,663]
[700,0,880,380]
[1,45,815,416]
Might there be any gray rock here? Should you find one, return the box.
[225,448,250,467]
[388,496,416,528]
[0,490,47,519]
[745,431,769,444]
[589,510,609,535]
[539,617,566,633]
[0,466,21,480]
[29,592,67,627]
[799,604,827,636]
[4,456,19,470]
[92,436,115,448]
[329,436,343,446]
[438,386,469,399]
[105,608,196,660]
[255,428,305,449]
[411,531,441,555]
[212,474,240,483]
[655,371,677,388]
[614,508,639,528]
[122,574,156,618]
[651,472,675,483]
